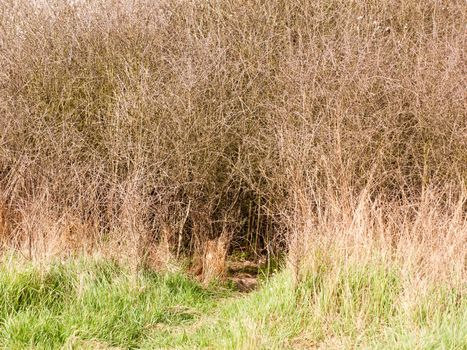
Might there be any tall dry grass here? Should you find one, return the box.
[0,0,465,279]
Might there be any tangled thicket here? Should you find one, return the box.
[0,0,465,274]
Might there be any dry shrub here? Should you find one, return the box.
[0,0,465,272]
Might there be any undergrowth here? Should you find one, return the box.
[0,1,465,347]
[1,0,465,265]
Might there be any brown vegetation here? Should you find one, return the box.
[0,0,465,282]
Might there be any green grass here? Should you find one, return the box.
[0,256,465,349]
